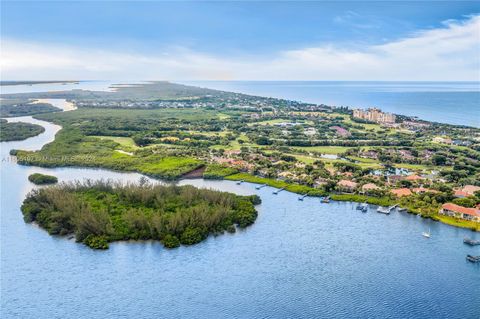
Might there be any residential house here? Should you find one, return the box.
[337,180,358,193]
[391,188,412,197]
[454,185,480,198]
[439,203,480,222]
[405,174,423,182]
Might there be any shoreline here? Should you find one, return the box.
[12,154,480,232]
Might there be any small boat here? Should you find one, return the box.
[466,255,480,263]
[397,207,407,212]
[236,180,244,185]
[298,194,308,201]
[463,238,480,246]
[357,203,368,212]
[422,228,431,238]
[321,196,330,203]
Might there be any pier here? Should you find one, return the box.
[298,194,308,201]
[255,184,267,190]
[273,187,285,195]
[377,204,398,215]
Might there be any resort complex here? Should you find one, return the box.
[353,108,396,124]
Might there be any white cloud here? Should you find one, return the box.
[1,15,479,80]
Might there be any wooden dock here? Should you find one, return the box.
[298,194,308,201]
[255,184,267,190]
[273,187,285,195]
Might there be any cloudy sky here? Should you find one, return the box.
[1,1,479,81]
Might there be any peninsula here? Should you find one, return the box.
[4,81,479,231]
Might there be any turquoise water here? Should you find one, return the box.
[1,86,480,319]
[183,81,480,127]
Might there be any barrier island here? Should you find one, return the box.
[21,180,260,249]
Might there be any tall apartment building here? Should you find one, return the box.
[353,108,396,124]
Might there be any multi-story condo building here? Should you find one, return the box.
[353,108,396,124]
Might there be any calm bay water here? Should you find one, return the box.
[1,84,479,318]
[183,81,480,127]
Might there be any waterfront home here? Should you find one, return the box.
[405,174,423,181]
[362,183,380,191]
[391,188,412,197]
[337,180,358,193]
[439,203,480,223]
[453,185,480,198]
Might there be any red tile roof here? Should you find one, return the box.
[462,185,480,196]
[391,188,412,197]
[338,180,358,188]
[454,190,470,198]
[362,183,380,190]
[406,174,423,181]
[442,203,480,217]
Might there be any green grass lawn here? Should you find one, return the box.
[435,215,480,231]
[292,146,353,154]
[38,107,220,122]
[92,136,138,149]
[225,173,324,196]
[248,119,313,126]
[393,163,452,171]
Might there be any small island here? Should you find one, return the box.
[21,180,260,249]
[0,119,45,142]
[28,173,58,185]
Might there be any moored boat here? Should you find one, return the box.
[466,255,480,263]
[357,203,368,212]
[422,229,431,238]
[463,238,480,246]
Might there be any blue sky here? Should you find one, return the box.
[1,1,479,80]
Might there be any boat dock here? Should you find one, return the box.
[298,194,308,201]
[321,196,330,203]
[377,204,398,214]
[236,180,244,185]
[255,184,267,190]
[273,187,285,195]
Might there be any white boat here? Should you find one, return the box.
[422,229,431,238]
[376,207,390,214]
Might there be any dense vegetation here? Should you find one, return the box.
[21,180,261,249]
[0,99,60,117]
[28,173,58,185]
[0,119,45,141]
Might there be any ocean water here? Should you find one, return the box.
[183,81,480,127]
[1,85,480,319]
